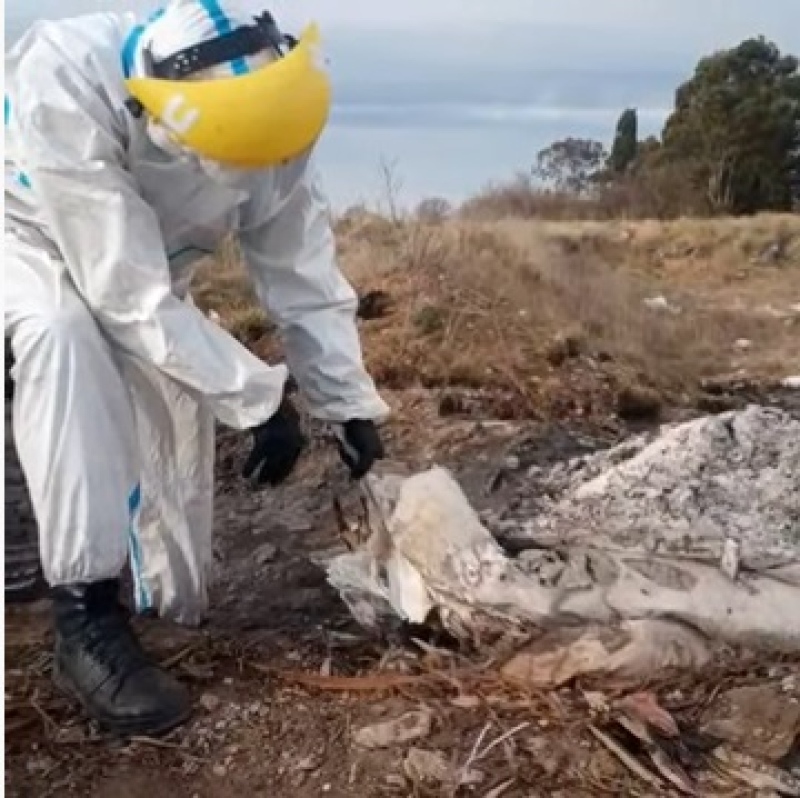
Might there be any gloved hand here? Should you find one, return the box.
[334,419,385,479]
[243,397,306,486]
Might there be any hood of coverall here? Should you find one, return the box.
[129,0,288,187]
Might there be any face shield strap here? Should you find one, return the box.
[125,11,295,118]
[145,11,294,81]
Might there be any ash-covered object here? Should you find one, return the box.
[515,404,800,564]
[326,406,800,667]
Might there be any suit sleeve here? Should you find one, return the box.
[238,155,389,424]
[12,35,286,431]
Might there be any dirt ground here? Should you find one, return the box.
[5,213,800,796]
[6,382,800,798]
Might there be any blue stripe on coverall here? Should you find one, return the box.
[4,96,32,188]
[198,0,249,75]
[127,483,152,612]
[121,3,249,78]
[121,7,166,78]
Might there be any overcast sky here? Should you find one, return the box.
[6,0,800,207]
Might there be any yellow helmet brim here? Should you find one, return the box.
[125,23,331,168]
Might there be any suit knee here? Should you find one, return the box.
[10,298,102,372]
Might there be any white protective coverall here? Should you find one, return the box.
[4,2,390,626]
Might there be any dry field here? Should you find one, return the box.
[195,211,800,422]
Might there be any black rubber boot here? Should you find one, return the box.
[51,580,192,737]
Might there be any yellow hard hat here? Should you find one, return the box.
[125,22,331,167]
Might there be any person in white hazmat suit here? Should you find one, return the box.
[4,0,390,737]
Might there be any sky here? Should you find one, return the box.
[5,0,800,209]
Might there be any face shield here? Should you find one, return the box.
[125,11,331,170]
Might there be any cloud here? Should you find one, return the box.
[271,0,798,36]
[330,101,670,130]
[9,0,800,54]
[6,0,798,208]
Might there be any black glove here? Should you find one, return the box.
[243,398,306,486]
[335,419,385,479]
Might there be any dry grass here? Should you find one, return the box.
[193,211,800,419]
[458,172,711,221]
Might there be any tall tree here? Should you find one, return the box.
[609,108,639,174]
[532,137,608,195]
[660,37,800,213]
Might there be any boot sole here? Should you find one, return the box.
[53,666,193,739]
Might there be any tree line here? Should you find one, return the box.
[532,37,799,218]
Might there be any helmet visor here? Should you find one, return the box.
[125,23,331,168]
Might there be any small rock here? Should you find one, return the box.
[758,241,785,263]
[504,455,521,471]
[616,385,663,421]
[296,755,317,771]
[404,748,483,786]
[254,542,279,565]
[695,393,740,413]
[384,774,407,789]
[734,338,752,351]
[200,693,221,713]
[781,376,800,390]
[212,764,227,778]
[583,691,609,712]
[403,750,448,784]
[26,756,55,774]
[700,684,800,761]
[353,709,433,749]
[357,290,393,321]
[545,330,584,366]
[643,295,680,314]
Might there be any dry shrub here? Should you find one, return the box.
[594,167,711,219]
[415,197,453,224]
[496,214,800,289]
[346,220,783,412]
[461,175,602,222]
[459,166,715,222]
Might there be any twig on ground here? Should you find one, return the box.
[451,722,492,797]
[589,724,664,791]
[449,721,530,797]
[483,779,515,798]
[160,643,204,670]
[475,722,531,763]
[30,693,60,738]
[409,637,461,660]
